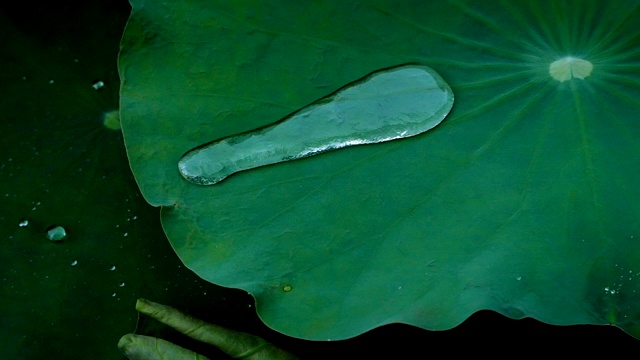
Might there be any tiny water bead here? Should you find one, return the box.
[18,220,28,227]
[178,64,454,185]
[282,285,293,292]
[92,80,105,90]
[46,225,67,242]
[604,287,617,295]
[549,57,593,82]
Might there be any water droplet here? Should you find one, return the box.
[516,276,522,281]
[123,232,128,237]
[109,265,116,271]
[178,64,454,185]
[282,285,292,292]
[70,260,78,266]
[91,80,105,90]
[46,225,66,242]
[112,293,116,297]
[18,219,28,227]
[48,79,55,84]
[119,282,125,287]
[549,57,593,82]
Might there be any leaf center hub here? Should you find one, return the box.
[549,57,593,82]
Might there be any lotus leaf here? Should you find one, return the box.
[119,0,640,340]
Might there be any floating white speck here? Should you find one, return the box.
[109,266,116,271]
[18,220,28,227]
[71,260,78,266]
[92,80,105,90]
[119,282,125,287]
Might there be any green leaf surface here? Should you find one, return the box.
[119,0,640,340]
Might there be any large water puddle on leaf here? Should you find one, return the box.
[178,64,454,185]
